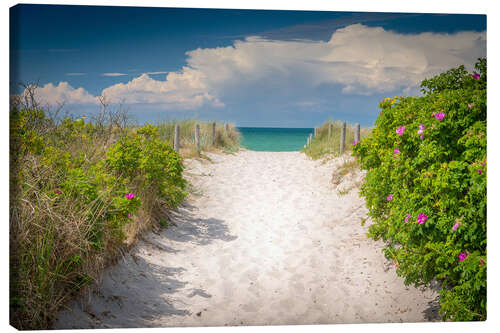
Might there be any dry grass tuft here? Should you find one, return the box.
[302,120,372,159]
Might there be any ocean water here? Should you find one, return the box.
[237,127,314,152]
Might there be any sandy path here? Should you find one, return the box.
[55,151,439,329]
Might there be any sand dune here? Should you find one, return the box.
[55,151,439,329]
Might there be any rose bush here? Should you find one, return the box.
[353,58,486,321]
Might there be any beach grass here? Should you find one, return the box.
[302,120,372,159]
[9,95,240,329]
[156,120,240,158]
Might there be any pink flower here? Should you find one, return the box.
[434,113,446,121]
[468,104,472,109]
[417,124,426,134]
[458,252,468,262]
[128,214,132,218]
[420,134,424,140]
[396,126,406,136]
[126,192,135,199]
[352,140,360,146]
[417,213,428,224]
[473,73,480,80]
[478,169,482,174]
[452,222,460,231]
[393,148,400,159]
[480,162,486,166]
[404,213,411,223]
[54,189,62,194]
[386,194,393,201]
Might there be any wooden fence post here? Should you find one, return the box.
[212,122,216,146]
[224,123,229,133]
[355,123,360,142]
[174,124,180,152]
[308,133,313,146]
[195,124,200,152]
[340,121,346,154]
[314,127,318,137]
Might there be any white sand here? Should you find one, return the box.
[55,151,439,329]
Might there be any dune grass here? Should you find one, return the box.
[9,92,240,329]
[302,120,372,159]
[156,120,240,158]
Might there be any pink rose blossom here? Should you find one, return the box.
[396,126,406,136]
[452,223,460,231]
[417,213,428,224]
[420,134,424,140]
[473,73,480,80]
[417,124,426,135]
[458,252,468,262]
[352,140,360,146]
[404,213,411,223]
[126,193,135,199]
[54,189,62,194]
[478,169,482,174]
[468,104,472,109]
[386,194,393,201]
[434,113,446,121]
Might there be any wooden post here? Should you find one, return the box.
[355,123,360,142]
[340,121,346,154]
[211,122,216,146]
[314,127,318,137]
[308,133,313,146]
[174,124,180,152]
[195,124,200,152]
[224,123,229,133]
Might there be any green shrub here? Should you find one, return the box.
[10,110,186,329]
[353,58,487,321]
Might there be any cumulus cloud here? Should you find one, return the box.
[101,71,224,109]
[180,24,485,96]
[31,24,486,110]
[29,81,99,105]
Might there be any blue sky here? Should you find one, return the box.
[10,4,486,127]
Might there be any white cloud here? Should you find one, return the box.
[143,71,170,75]
[178,24,485,96]
[29,82,99,105]
[101,73,128,77]
[101,71,224,109]
[30,24,486,110]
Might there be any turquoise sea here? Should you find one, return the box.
[237,127,314,152]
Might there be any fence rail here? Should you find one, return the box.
[172,121,234,153]
[305,121,362,154]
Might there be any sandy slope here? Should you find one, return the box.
[55,151,439,329]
